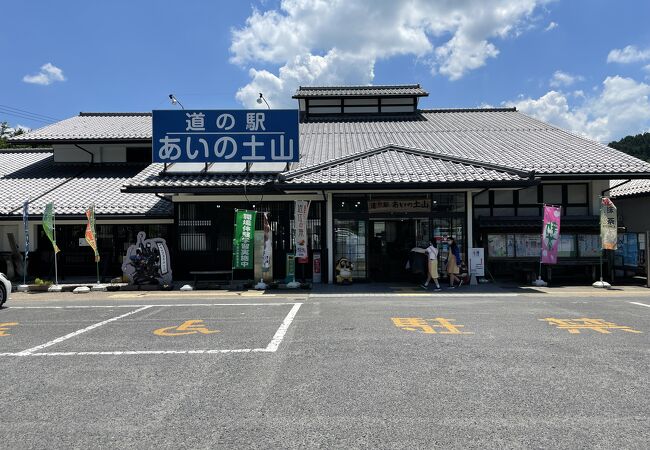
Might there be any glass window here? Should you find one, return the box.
[515,234,541,257]
[567,184,587,204]
[518,186,538,204]
[558,234,577,258]
[431,193,465,213]
[488,234,515,257]
[494,190,514,205]
[474,191,489,205]
[543,185,563,204]
[578,235,601,257]
[334,219,367,279]
[333,196,367,213]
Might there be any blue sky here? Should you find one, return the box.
[2,0,650,142]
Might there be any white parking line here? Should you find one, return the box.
[7,302,297,309]
[629,302,650,308]
[265,303,302,352]
[28,349,271,356]
[14,306,153,356]
[3,302,303,357]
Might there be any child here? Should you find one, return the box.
[421,239,441,291]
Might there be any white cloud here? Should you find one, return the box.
[22,63,66,85]
[607,45,650,64]
[549,70,583,88]
[507,76,650,142]
[231,0,552,107]
[544,21,558,31]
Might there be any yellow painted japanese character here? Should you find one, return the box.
[541,318,641,334]
[154,320,219,337]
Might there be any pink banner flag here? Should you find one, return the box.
[541,205,561,264]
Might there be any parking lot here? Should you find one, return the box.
[1,290,649,448]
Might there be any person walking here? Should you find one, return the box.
[446,237,462,288]
[421,239,441,291]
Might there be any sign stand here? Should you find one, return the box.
[53,211,59,286]
[646,231,650,289]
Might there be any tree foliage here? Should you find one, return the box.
[0,121,27,149]
[608,132,650,162]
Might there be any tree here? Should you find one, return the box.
[0,121,29,149]
[608,132,650,162]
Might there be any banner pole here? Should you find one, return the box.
[23,200,28,286]
[534,203,546,286]
[53,206,58,285]
[94,205,100,284]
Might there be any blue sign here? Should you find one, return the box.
[152,109,299,163]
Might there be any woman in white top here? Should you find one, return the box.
[421,239,441,291]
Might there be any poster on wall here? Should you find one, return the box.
[295,200,310,263]
[233,210,256,270]
[122,231,172,285]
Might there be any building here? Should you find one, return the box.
[610,179,650,278]
[7,84,650,284]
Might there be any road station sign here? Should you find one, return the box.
[152,109,299,163]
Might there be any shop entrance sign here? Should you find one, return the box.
[152,110,299,163]
[469,248,485,277]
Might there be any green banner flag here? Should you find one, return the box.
[232,210,256,270]
[42,202,60,253]
[85,205,100,262]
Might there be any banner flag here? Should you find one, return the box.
[232,210,256,270]
[262,212,272,273]
[42,202,60,253]
[295,200,310,263]
[541,205,561,264]
[85,205,100,262]
[23,201,29,257]
[600,197,617,250]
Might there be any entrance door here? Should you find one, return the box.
[369,220,418,281]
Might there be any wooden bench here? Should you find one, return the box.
[189,270,233,287]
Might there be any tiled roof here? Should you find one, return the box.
[294,110,650,175]
[9,112,152,143]
[0,150,171,217]
[293,84,428,98]
[12,108,650,179]
[281,145,532,187]
[610,179,650,198]
[124,163,277,192]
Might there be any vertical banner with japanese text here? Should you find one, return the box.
[85,205,100,262]
[42,202,60,253]
[541,205,561,264]
[294,200,310,263]
[232,210,256,270]
[600,197,617,250]
[262,212,272,273]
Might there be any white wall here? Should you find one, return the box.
[0,223,37,253]
[591,179,609,215]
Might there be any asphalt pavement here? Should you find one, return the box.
[0,288,649,449]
